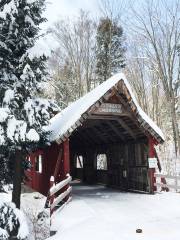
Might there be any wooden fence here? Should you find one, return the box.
[154,173,180,192]
[50,174,72,214]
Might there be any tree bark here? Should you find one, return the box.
[170,98,180,156]
[12,150,23,209]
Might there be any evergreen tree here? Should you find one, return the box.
[96,17,126,83]
[0,0,58,207]
[0,202,28,239]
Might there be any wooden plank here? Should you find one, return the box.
[87,114,131,120]
[51,186,72,210]
[114,92,148,136]
[105,121,125,141]
[93,103,125,115]
[155,174,180,180]
[91,127,108,143]
[50,175,72,196]
[84,129,100,144]
[77,131,92,146]
[154,182,180,190]
[103,90,114,101]
[116,118,136,140]
[57,196,72,212]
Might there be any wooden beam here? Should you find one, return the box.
[87,114,132,121]
[116,118,136,140]
[91,127,108,143]
[84,129,100,144]
[75,132,92,146]
[105,121,125,142]
[80,131,94,146]
[87,114,136,140]
[115,92,148,136]
[114,91,135,115]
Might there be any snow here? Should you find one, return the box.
[0,108,9,123]
[0,228,8,239]
[15,208,29,239]
[47,73,165,142]
[50,174,72,196]
[0,127,5,145]
[24,98,57,127]
[0,41,8,50]
[20,64,35,81]
[0,0,17,20]
[3,89,14,105]
[0,195,29,240]
[25,15,36,28]
[26,129,40,142]
[0,96,58,145]
[49,183,180,240]
[26,0,36,3]
[6,117,27,142]
[21,191,50,240]
[6,117,17,141]
[0,188,50,240]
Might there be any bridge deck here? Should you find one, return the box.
[51,181,180,240]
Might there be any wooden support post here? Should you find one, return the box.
[63,139,71,201]
[50,176,55,217]
[63,139,70,176]
[53,148,63,183]
[148,138,157,194]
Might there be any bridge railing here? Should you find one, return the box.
[50,174,72,214]
[154,173,180,192]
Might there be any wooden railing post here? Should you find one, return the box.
[50,174,72,212]
[154,173,180,192]
[50,176,55,216]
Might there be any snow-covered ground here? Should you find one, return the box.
[0,187,50,240]
[50,182,180,240]
[21,191,50,240]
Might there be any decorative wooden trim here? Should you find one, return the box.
[54,78,164,144]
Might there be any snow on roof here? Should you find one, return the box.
[46,73,165,143]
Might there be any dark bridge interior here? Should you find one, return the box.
[69,116,149,193]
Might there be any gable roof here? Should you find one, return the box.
[46,73,165,144]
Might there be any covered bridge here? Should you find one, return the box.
[26,73,164,196]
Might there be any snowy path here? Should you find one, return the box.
[50,182,180,240]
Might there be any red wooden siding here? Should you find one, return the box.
[26,143,63,196]
[148,137,157,193]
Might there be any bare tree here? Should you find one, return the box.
[48,10,97,106]
[129,0,180,156]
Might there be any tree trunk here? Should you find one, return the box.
[12,150,23,209]
[170,98,180,156]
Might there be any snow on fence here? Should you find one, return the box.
[50,174,72,214]
[154,173,180,192]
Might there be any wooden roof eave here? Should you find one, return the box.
[117,80,164,144]
[55,78,164,145]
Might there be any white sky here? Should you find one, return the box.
[33,0,100,55]
[44,0,100,25]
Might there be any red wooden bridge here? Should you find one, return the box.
[25,73,165,213]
